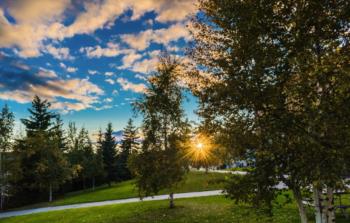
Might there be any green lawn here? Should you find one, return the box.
[20,171,227,208]
[2,196,349,223]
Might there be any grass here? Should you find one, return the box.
[0,196,296,223]
[18,171,227,208]
[2,195,349,223]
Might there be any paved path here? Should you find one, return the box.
[0,190,223,219]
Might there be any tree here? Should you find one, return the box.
[188,1,350,222]
[52,116,66,152]
[117,119,139,181]
[102,123,117,186]
[130,55,190,208]
[15,96,70,202]
[21,96,56,137]
[66,124,104,190]
[0,104,14,209]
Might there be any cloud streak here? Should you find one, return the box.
[0,55,103,113]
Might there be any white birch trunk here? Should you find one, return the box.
[313,186,323,223]
[92,177,95,191]
[326,187,335,223]
[293,188,308,223]
[169,192,174,209]
[49,184,53,202]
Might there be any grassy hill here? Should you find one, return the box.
[3,172,349,223]
[0,196,299,223]
[18,171,227,209]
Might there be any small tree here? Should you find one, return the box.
[102,123,117,186]
[117,119,139,181]
[130,55,190,208]
[0,104,14,209]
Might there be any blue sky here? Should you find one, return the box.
[0,0,198,134]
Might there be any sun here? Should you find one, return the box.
[196,142,204,150]
[184,133,215,164]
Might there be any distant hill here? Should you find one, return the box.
[112,130,124,143]
[112,130,143,144]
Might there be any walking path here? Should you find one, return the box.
[0,190,223,219]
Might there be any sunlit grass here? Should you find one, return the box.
[15,171,227,209]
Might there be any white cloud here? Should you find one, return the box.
[105,78,115,85]
[105,72,114,76]
[88,70,99,75]
[118,52,142,69]
[104,97,113,103]
[117,78,146,93]
[45,44,73,60]
[0,0,195,58]
[60,62,77,73]
[135,74,148,81]
[80,45,122,58]
[67,66,77,73]
[94,104,113,111]
[131,57,159,74]
[130,0,195,22]
[121,23,190,51]
[37,68,58,78]
[112,90,119,95]
[0,71,104,113]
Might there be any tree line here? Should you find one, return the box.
[0,97,139,208]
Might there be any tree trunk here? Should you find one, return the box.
[0,152,2,210]
[0,191,3,210]
[83,177,86,190]
[92,177,95,191]
[313,186,323,223]
[49,184,53,202]
[326,187,335,223]
[292,187,308,223]
[169,192,175,209]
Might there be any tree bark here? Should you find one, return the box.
[313,186,323,223]
[0,151,3,210]
[292,187,308,223]
[49,184,53,202]
[169,192,175,209]
[326,187,335,223]
[92,177,95,191]
[0,191,3,210]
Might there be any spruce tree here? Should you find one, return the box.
[102,123,117,186]
[15,96,70,202]
[117,119,139,181]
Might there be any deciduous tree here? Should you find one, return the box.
[131,55,190,208]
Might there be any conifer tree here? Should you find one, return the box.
[102,123,117,186]
[117,119,139,181]
[15,96,70,202]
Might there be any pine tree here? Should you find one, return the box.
[102,123,117,186]
[15,96,70,202]
[117,119,139,181]
[130,55,190,208]
[0,104,14,209]
[21,95,56,136]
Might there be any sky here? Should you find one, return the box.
[0,0,199,135]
